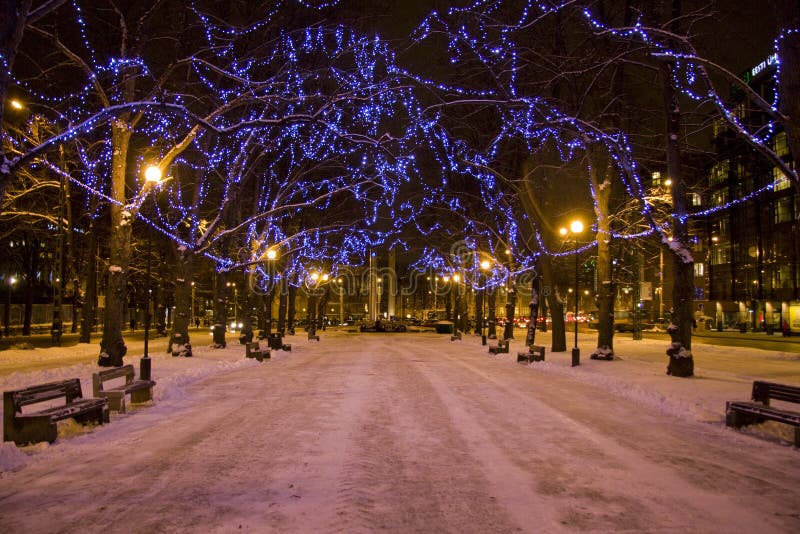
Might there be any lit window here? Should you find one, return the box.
[711,189,729,207]
[773,132,789,157]
[773,166,791,191]
[774,197,792,223]
[694,263,705,277]
[709,160,729,187]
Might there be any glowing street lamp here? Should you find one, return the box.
[144,165,162,183]
[560,220,584,366]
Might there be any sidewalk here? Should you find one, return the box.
[693,327,800,344]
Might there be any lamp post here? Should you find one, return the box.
[440,276,449,320]
[307,271,328,336]
[452,273,462,332]
[337,278,344,325]
[480,259,491,345]
[141,165,162,380]
[322,273,330,330]
[226,282,237,328]
[433,275,438,311]
[191,281,196,327]
[5,276,16,336]
[265,248,278,335]
[561,220,584,366]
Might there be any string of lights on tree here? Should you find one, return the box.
[4,0,795,290]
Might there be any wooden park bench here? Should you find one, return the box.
[3,378,109,445]
[726,380,800,446]
[245,341,269,362]
[488,339,509,354]
[517,345,545,363]
[92,364,156,413]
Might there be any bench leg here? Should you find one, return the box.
[103,392,125,413]
[5,417,57,445]
[726,405,765,429]
[795,426,800,448]
[131,387,153,405]
[725,407,742,428]
[74,405,109,426]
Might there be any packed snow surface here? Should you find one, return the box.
[1,329,799,533]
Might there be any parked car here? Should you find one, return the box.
[588,310,637,332]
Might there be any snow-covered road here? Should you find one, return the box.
[1,332,799,533]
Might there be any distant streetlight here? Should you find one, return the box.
[480,259,491,345]
[9,99,23,110]
[307,271,329,336]
[226,281,237,325]
[560,220,584,366]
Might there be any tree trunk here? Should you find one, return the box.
[71,280,81,334]
[239,286,254,344]
[662,42,695,376]
[487,288,496,338]
[277,277,287,334]
[99,124,133,367]
[212,271,229,348]
[169,248,193,357]
[445,286,452,321]
[503,279,516,340]
[540,294,548,332]
[454,285,462,333]
[525,280,540,347]
[307,291,317,337]
[21,235,39,336]
[540,256,566,352]
[287,284,296,334]
[475,290,483,335]
[593,164,617,355]
[80,223,97,344]
[261,289,274,338]
[317,285,329,330]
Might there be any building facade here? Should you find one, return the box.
[701,54,799,332]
